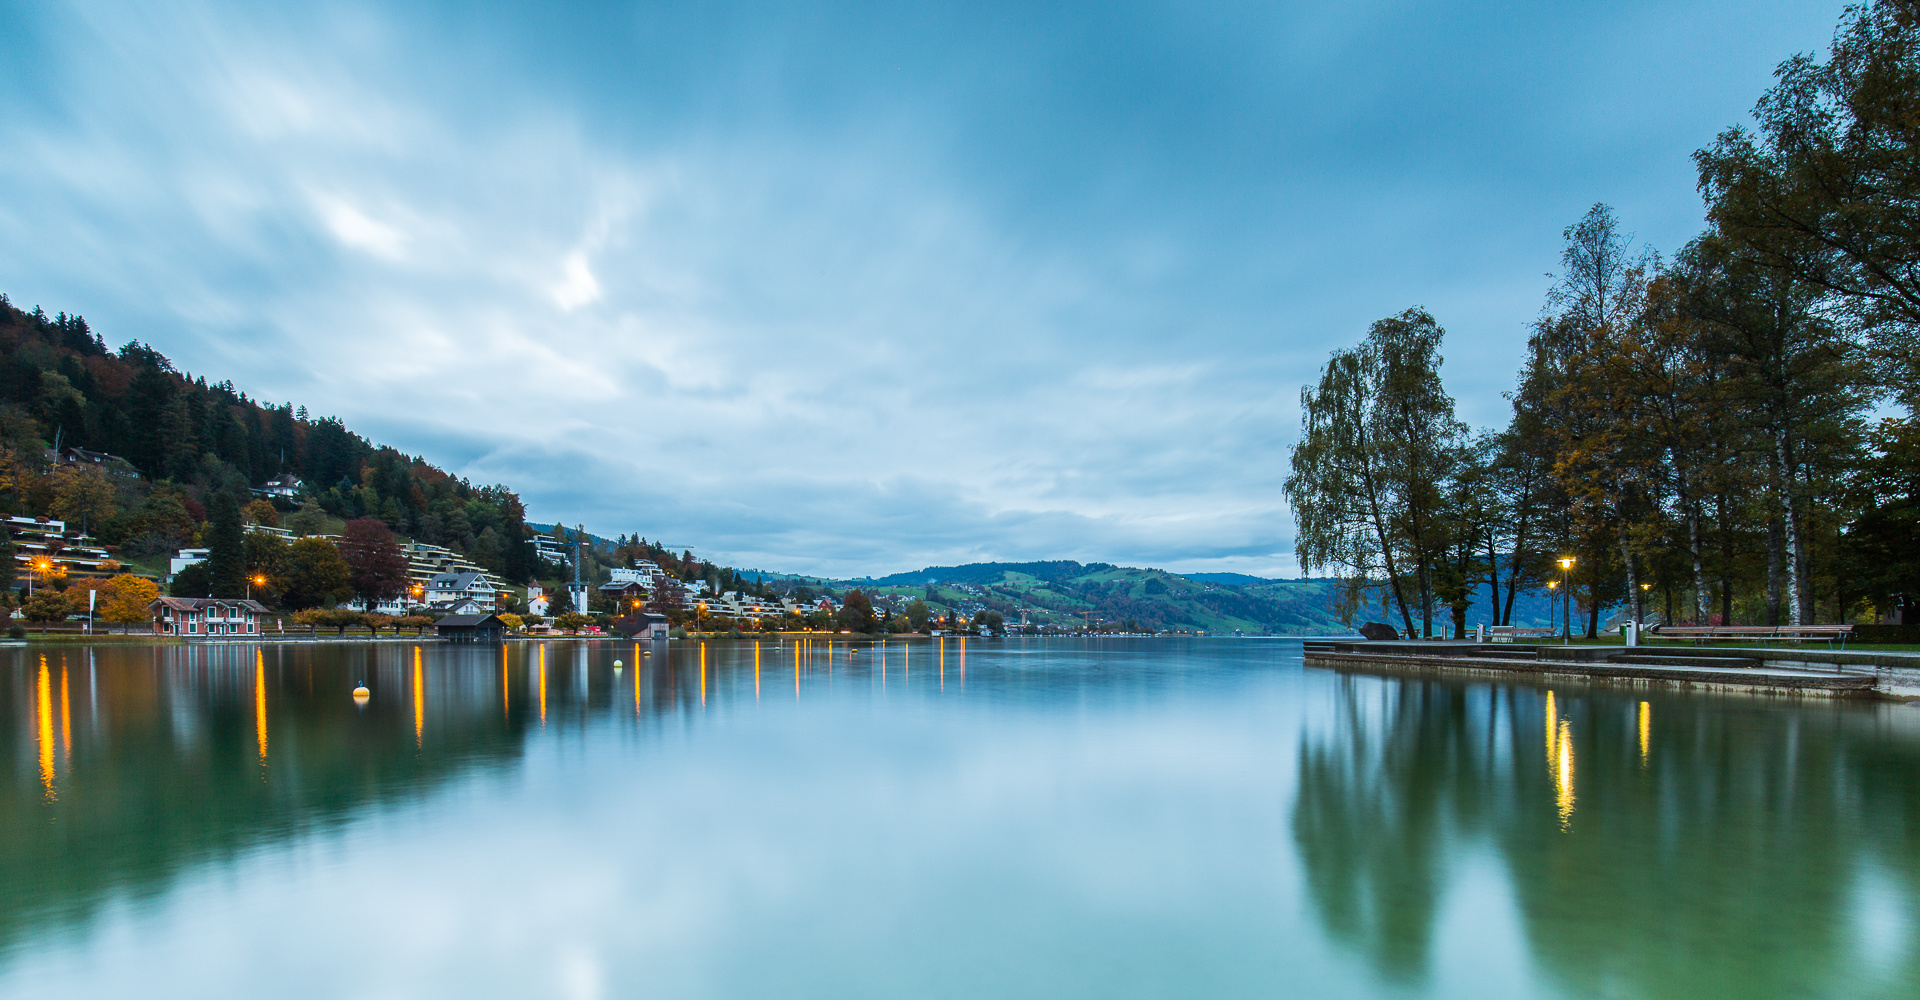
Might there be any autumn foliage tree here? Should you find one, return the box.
[98,573,160,632]
[337,517,408,612]
[280,536,352,609]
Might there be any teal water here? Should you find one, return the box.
[1,638,1916,998]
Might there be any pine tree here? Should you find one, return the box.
[205,493,246,598]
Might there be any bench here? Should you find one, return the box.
[1485,625,1557,643]
[1646,625,1853,649]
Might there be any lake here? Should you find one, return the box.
[2,637,1916,998]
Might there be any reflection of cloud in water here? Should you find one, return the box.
[1854,860,1914,978]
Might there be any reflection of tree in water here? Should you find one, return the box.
[0,642,610,958]
[1294,673,1920,998]
[1292,677,1484,980]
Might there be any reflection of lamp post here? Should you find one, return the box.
[1559,557,1576,644]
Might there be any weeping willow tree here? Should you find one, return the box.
[1285,308,1465,638]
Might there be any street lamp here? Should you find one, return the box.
[1558,557,1576,644]
[248,574,266,602]
[1547,580,1558,636]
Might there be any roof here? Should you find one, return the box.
[598,579,649,592]
[149,597,270,612]
[435,614,504,628]
[429,571,487,588]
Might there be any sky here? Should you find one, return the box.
[0,0,1849,579]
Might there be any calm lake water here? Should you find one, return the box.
[2,637,1916,998]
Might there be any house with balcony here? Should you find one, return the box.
[149,597,270,637]
[6,515,134,586]
[426,570,504,611]
[401,542,509,606]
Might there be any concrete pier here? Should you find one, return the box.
[1301,640,1892,698]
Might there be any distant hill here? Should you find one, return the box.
[830,560,1565,635]
[863,561,1109,588]
[1179,572,1278,586]
[834,560,1345,633]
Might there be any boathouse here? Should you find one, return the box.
[436,613,507,642]
[615,611,671,640]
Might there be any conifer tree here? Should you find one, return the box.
[204,493,246,598]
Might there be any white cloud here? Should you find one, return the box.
[315,196,408,259]
[549,251,601,310]
[0,0,1839,578]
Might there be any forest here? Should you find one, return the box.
[0,294,540,586]
[1285,1,1920,639]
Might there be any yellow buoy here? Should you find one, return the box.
[613,659,624,673]
[352,682,370,704]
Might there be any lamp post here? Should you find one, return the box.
[1547,580,1558,636]
[1558,557,1576,644]
[247,574,266,602]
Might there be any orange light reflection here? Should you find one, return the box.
[36,656,55,800]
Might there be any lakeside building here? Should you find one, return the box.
[696,591,806,621]
[598,578,650,615]
[401,541,511,608]
[531,535,571,567]
[169,548,209,578]
[5,515,137,587]
[148,597,269,637]
[587,564,698,613]
[425,570,507,611]
[436,613,507,642]
[614,611,671,639]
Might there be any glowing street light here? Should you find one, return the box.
[1558,557,1576,644]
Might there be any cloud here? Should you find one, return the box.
[0,0,1846,578]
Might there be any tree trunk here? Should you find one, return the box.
[1688,509,1708,625]
[1774,430,1804,626]
[1365,494,1417,639]
[1485,529,1502,627]
[1418,555,1434,639]
[1717,493,1734,625]
[1619,520,1639,623]
[1766,518,1783,626]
